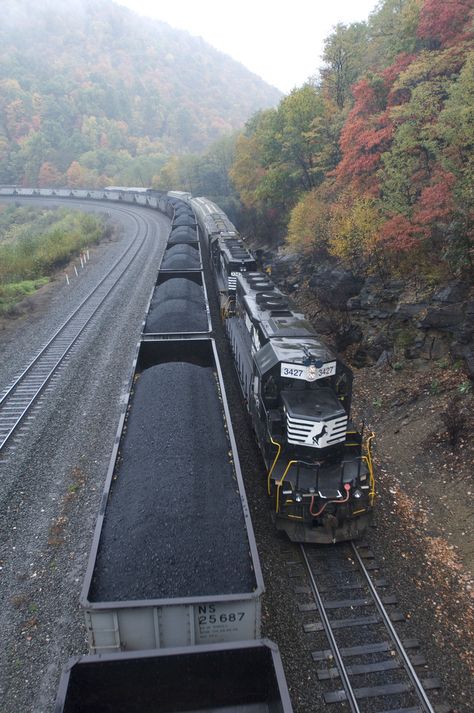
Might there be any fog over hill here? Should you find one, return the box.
[0,0,282,186]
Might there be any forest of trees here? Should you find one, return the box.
[0,0,281,188]
[2,0,472,283]
[161,0,473,282]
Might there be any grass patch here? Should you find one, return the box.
[0,206,107,315]
[0,278,51,316]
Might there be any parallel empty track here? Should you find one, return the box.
[296,542,449,713]
[0,208,150,454]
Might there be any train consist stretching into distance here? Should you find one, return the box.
[1,185,375,545]
[1,185,374,708]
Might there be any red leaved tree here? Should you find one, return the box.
[418,0,474,48]
[335,75,394,196]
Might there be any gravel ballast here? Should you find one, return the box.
[0,200,171,712]
[89,361,255,601]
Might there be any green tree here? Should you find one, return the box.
[367,0,422,68]
[321,22,369,109]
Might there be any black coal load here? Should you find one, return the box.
[90,362,254,601]
[144,277,207,333]
[165,244,199,256]
[168,226,198,245]
[174,205,192,215]
[161,244,201,270]
[173,206,193,215]
[173,214,196,227]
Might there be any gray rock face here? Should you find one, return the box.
[432,282,469,303]
[284,257,473,374]
[419,304,465,330]
[395,303,428,321]
[309,268,363,309]
[465,349,474,378]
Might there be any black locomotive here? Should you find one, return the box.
[191,195,375,544]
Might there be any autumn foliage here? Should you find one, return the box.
[417,0,474,47]
[230,0,474,277]
[0,0,280,188]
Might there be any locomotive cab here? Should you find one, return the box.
[210,233,257,307]
[252,343,374,543]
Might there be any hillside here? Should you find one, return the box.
[0,0,281,187]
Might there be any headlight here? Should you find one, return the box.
[295,493,303,503]
[353,488,362,499]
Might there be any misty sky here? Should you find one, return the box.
[115,0,379,93]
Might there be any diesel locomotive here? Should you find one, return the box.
[191,196,375,544]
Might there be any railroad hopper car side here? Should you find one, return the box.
[55,641,293,713]
[190,196,375,545]
[81,338,263,653]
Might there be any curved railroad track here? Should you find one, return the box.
[0,205,152,454]
[297,542,449,713]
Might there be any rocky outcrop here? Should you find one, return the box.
[266,252,473,377]
[314,271,474,375]
[309,268,363,310]
[347,281,474,378]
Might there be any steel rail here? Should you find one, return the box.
[351,542,436,713]
[0,206,152,452]
[300,544,361,713]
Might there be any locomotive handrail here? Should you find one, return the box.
[364,431,376,503]
[267,436,282,494]
[275,460,298,512]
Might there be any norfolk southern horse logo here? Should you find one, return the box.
[312,424,328,445]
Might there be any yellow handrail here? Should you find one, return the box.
[267,437,282,495]
[364,431,376,505]
[275,460,297,512]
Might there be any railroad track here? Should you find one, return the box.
[295,541,450,713]
[0,207,151,454]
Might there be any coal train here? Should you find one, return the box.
[189,195,375,544]
[2,186,373,707]
[3,186,375,545]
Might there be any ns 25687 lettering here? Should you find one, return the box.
[197,604,245,626]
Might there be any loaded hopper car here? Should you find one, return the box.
[81,338,263,653]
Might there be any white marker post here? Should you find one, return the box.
[65,273,70,285]
[74,265,78,277]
